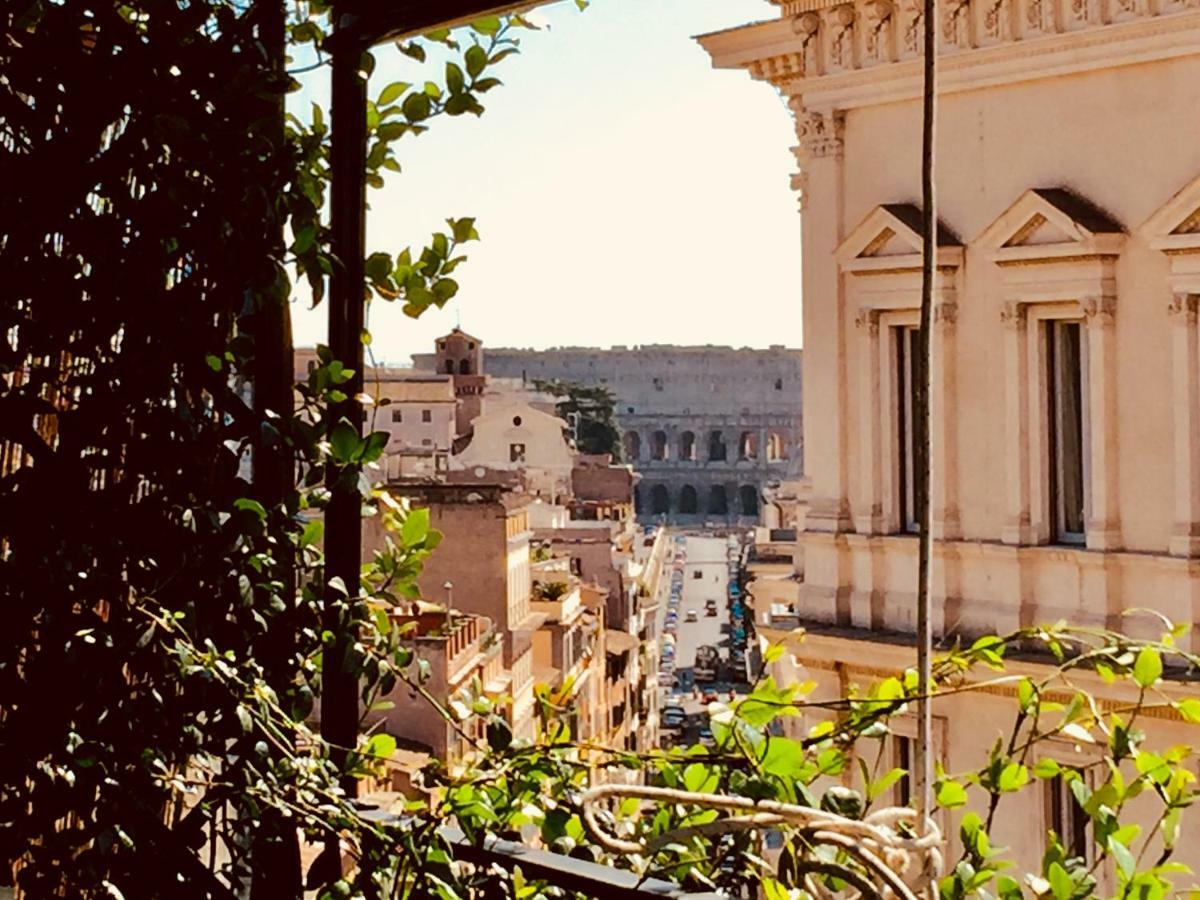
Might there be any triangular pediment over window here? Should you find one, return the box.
[1143,174,1200,255]
[978,188,1124,262]
[837,204,963,273]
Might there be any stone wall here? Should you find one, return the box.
[440,345,804,524]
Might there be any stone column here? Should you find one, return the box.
[1001,301,1032,544]
[855,308,884,534]
[792,100,851,534]
[1083,295,1121,551]
[1169,293,1200,557]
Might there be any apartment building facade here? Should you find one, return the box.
[703,0,1200,874]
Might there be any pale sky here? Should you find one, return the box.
[291,0,802,366]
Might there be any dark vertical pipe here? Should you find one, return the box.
[914,0,939,832]
[323,22,368,804]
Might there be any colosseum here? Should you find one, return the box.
[479,344,803,524]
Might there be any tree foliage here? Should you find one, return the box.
[532,378,623,459]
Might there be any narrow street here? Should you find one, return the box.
[659,533,747,746]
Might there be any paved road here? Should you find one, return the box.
[660,535,742,745]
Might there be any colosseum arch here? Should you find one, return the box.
[739,484,759,517]
[650,483,670,515]
[766,431,788,461]
[650,429,669,461]
[738,431,758,460]
[679,430,696,461]
[707,430,727,462]
[707,484,728,515]
[678,484,698,514]
[623,430,642,461]
[633,484,643,514]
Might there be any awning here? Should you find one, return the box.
[605,630,639,655]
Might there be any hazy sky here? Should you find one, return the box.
[291,0,802,366]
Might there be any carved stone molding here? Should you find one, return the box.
[862,0,895,62]
[1000,300,1028,327]
[1168,292,1200,320]
[934,301,958,325]
[796,108,846,159]
[854,308,881,334]
[1080,295,1116,324]
[944,0,973,47]
[827,4,858,68]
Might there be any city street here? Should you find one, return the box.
[659,534,744,746]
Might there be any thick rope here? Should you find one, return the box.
[579,783,943,899]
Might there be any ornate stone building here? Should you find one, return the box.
[702,0,1200,878]
[476,345,804,524]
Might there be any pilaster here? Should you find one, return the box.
[1169,293,1200,556]
[932,296,961,540]
[1082,295,1122,550]
[854,308,885,534]
[1001,302,1033,544]
[792,99,852,534]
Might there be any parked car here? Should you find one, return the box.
[661,706,687,729]
[685,610,698,623]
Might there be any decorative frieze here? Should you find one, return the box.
[746,0,1195,85]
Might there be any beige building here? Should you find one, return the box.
[365,610,498,788]
[451,398,576,500]
[703,0,1200,876]
[367,483,539,742]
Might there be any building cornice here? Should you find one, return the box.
[699,7,1200,110]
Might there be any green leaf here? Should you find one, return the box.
[1047,862,1073,900]
[760,737,806,780]
[998,762,1029,792]
[868,767,906,802]
[329,421,361,463]
[465,44,488,78]
[471,16,502,35]
[402,91,432,123]
[445,62,465,95]
[1134,647,1162,687]
[359,430,389,464]
[683,763,717,793]
[1018,677,1036,712]
[1108,835,1136,879]
[1034,758,1062,779]
[1176,698,1200,723]
[233,498,267,521]
[205,353,222,372]
[401,508,430,547]
[378,81,410,105]
[936,779,969,808]
[366,732,397,760]
[300,520,323,548]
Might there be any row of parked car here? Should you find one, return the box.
[658,539,688,682]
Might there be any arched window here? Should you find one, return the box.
[767,432,788,462]
[459,358,472,375]
[679,431,696,461]
[679,484,698,514]
[623,431,641,462]
[651,430,669,461]
[707,484,728,515]
[443,359,455,374]
[738,431,758,460]
[739,484,759,517]
[707,430,726,462]
[650,484,670,515]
